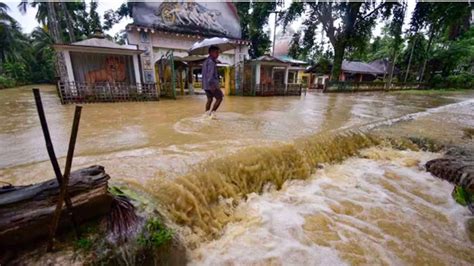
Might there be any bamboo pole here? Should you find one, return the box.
[47,105,82,251]
[32,89,80,250]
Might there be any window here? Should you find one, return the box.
[288,71,297,84]
[140,32,149,43]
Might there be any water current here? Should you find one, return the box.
[1,85,473,264]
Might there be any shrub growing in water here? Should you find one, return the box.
[0,75,16,89]
[137,218,173,248]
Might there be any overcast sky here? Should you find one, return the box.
[5,1,132,36]
[5,1,415,43]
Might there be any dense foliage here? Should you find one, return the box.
[283,2,473,85]
[0,1,472,89]
[235,1,280,58]
[0,1,120,88]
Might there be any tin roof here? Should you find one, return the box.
[53,38,144,54]
[276,55,308,65]
[341,60,385,75]
[71,38,138,50]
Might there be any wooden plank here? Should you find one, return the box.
[48,105,82,251]
[32,88,80,244]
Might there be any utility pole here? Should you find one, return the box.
[270,10,283,56]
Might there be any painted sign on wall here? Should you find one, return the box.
[132,1,241,39]
[70,53,135,84]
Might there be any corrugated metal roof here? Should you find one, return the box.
[255,55,287,63]
[71,38,138,50]
[342,60,385,75]
[276,55,308,65]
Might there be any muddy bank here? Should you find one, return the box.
[0,175,186,266]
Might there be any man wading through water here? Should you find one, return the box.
[202,45,223,119]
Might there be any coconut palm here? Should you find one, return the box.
[18,0,79,43]
[0,2,28,65]
[31,26,54,56]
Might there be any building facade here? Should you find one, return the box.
[126,2,250,96]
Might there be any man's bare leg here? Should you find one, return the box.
[211,98,222,112]
[205,95,213,113]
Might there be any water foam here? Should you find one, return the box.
[146,133,380,244]
[190,148,474,265]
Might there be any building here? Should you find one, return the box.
[243,55,303,96]
[53,2,250,103]
[272,32,310,90]
[53,36,159,103]
[306,60,388,86]
[126,2,250,97]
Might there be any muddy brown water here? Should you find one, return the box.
[1,85,473,265]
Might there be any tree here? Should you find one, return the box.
[386,2,406,86]
[88,1,101,33]
[431,28,474,77]
[410,2,472,81]
[401,33,427,82]
[283,2,396,80]
[0,2,29,71]
[18,1,104,43]
[103,2,133,31]
[236,1,279,58]
[18,1,62,43]
[113,30,127,45]
[29,27,55,82]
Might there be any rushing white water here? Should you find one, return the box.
[2,86,474,265]
[190,148,474,265]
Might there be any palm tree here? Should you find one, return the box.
[18,0,62,43]
[0,2,28,66]
[31,26,53,55]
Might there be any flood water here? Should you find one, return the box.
[1,85,474,264]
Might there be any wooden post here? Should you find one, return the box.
[32,89,80,250]
[48,105,82,251]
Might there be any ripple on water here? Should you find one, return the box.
[173,112,256,137]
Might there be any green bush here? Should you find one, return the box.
[137,218,173,248]
[0,75,16,89]
[430,73,473,89]
[74,237,93,251]
[446,73,473,88]
[3,62,29,82]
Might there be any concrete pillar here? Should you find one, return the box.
[224,66,231,95]
[133,54,142,93]
[284,67,289,93]
[63,51,75,83]
[255,63,261,95]
[63,50,76,95]
[255,63,261,85]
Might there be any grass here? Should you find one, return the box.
[71,222,101,251]
[137,218,173,248]
[74,237,93,251]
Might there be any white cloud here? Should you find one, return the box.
[5,1,131,36]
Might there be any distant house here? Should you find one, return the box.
[306,59,393,86]
[275,55,310,88]
[337,60,385,81]
[242,55,303,96]
[272,32,312,90]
